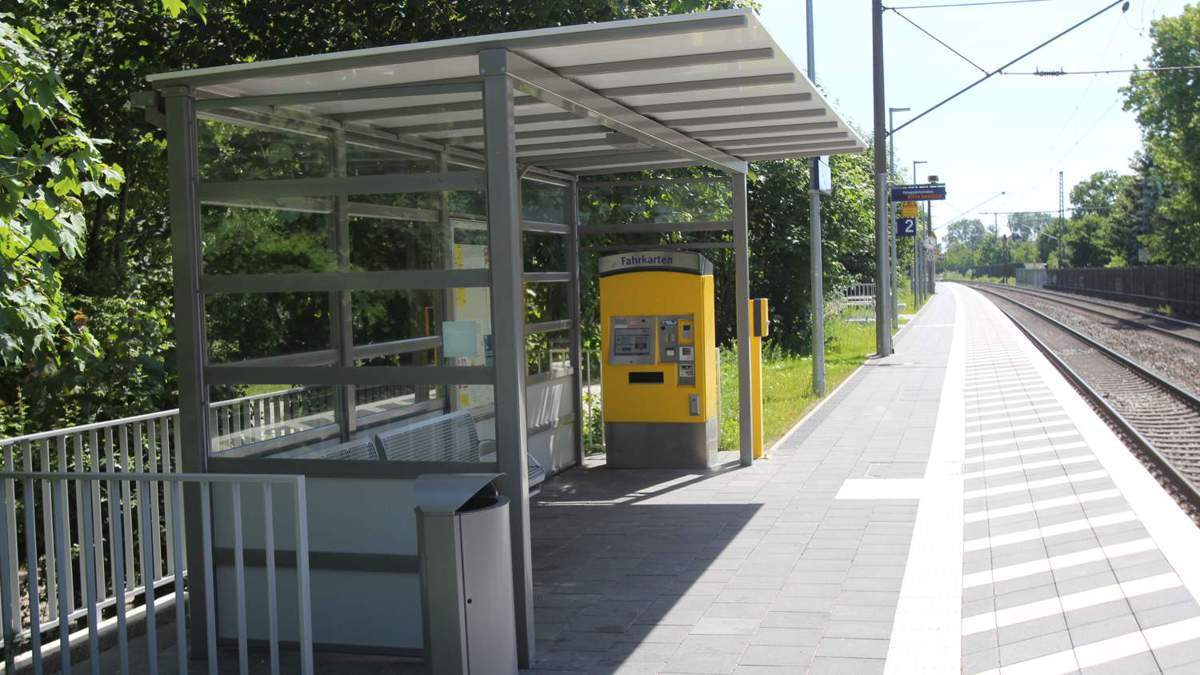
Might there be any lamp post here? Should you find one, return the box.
[871,0,892,357]
[807,0,826,394]
[911,160,927,301]
[888,107,909,325]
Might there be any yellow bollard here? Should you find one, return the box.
[749,298,769,459]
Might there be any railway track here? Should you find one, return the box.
[972,285,1200,510]
[973,281,1200,348]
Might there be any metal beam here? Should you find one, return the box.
[671,109,826,129]
[522,272,571,284]
[521,220,570,234]
[383,111,580,136]
[330,129,356,442]
[566,179,584,469]
[204,365,492,386]
[479,49,535,668]
[717,132,849,150]
[639,93,813,116]
[502,51,746,174]
[346,202,441,223]
[511,131,633,153]
[571,159,707,176]
[732,172,753,467]
[445,124,611,147]
[556,47,773,77]
[738,145,862,161]
[198,171,484,201]
[533,150,684,171]
[151,12,749,88]
[520,144,647,161]
[583,241,733,253]
[524,320,571,336]
[200,270,491,294]
[192,79,482,110]
[330,95,554,124]
[162,86,212,658]
[696,121,840,142]
[597,72,794,99]
[579,220,732,236]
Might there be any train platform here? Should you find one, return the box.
[528,283,1200,674]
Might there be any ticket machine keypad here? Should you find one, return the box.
[611,314,698,387]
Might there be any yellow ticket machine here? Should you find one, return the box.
[599,251,718,468]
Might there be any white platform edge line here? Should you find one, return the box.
[884,286,964,674]
[966,284,1200,610]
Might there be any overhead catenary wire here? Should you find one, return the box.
[889,0,1130,136]
[887,0,1058,9]
[891,9,989,74]
[1005,65,1200,75]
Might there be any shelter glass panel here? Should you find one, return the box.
[349,288,491,368]
[207,384,497,463]
[526,329,571,380]
[524,283,569,324]
[198,115,331,182]
[522,180,568,224]
[202,205,336,274]
[208,385,338,457]
[578,177,734,226]
[205,292,332,366]
[523,232,567,273]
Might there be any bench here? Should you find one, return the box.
[375,410,545,495]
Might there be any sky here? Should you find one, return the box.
[757,0,1188,237]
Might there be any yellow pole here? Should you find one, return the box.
[749,298,768,459]
[750,331,763,459]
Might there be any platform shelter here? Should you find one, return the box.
[145,9,864,666]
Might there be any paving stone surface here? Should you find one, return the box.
[524,292,954,673]
[524,284,1200,674]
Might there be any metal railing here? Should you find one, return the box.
[843,282,876,307]
[0,411,184,652]
[0,471,313,675]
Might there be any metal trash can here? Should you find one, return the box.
[415,473,517,675]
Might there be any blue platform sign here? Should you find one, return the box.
[891,183,946,201]
[897,217,917,237]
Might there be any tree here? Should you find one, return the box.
[944,218,986,248]
[1007,212,1051,241]
[4,0,763,434]
[1062,213,1111,268]
[0,17,121,367]
[1123,4,1200,264]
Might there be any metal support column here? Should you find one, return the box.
[439,151,456,413]
[480,49,535,668]
[913,205,921,303]
[928,202,936,294]
[871,0,894,356]
[162,86,211,656]
[806,0,826,395]
[330,130,356,439]
[567,179,585,468]
[732,173,754,467]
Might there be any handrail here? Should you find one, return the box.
[0,409,179,446]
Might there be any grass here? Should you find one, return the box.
[717,312,877,450]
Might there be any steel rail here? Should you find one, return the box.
[974,282,1200,348]
[974,285,1200,509]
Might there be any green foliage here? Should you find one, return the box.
[717,310,875,451]
[0,0,754,434]
[0,16,120,366]
[746,152,878,354]
[1122,4,1200,264]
